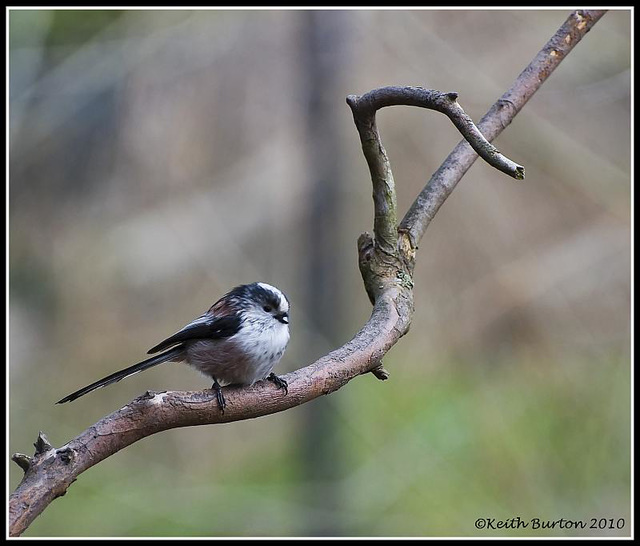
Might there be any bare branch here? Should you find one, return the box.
[399,9,607,249]
[345,92,398,256]
[9,9,607,537]
[346,85,526,296]
[10,288,413,537]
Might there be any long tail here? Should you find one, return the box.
[56,346,184,404]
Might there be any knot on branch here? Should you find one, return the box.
[358,231,414,306]
[12,453,32,473]
[56,447,76,465]
[33,431,53,455]
[12,431,60,474]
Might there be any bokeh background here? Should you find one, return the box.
[8,8,631,538]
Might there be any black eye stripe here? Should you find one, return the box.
[262,294,281,312]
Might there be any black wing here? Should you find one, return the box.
[147,314,242,354]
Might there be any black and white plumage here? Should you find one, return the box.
[57,282,290,411]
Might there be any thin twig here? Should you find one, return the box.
[400,9,607,249]
[347,87,525,180]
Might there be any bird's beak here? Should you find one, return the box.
[276,313,289,324]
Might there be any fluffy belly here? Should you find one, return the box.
[184,338,285,386]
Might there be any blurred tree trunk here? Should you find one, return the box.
[299,10,352,536]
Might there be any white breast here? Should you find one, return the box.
[185,319,289,386]
[235,319,290,384]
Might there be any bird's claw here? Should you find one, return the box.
[210,379,226,413]
[267,372,288,395]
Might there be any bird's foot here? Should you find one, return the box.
[266,372,288,395]
[210,378,226,413]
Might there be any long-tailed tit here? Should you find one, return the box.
[57,282,290,412]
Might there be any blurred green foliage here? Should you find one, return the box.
[11,10,124,48]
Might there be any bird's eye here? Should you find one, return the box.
[263,305,272,313]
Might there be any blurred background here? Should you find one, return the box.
[9,9,631,538]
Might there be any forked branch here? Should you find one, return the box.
[9,9,606,537]
[346,86,525,305]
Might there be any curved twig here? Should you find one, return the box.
[346,85,525,303]
[347,87,525,180]
[9,9,606,537]
[400,10,607,249]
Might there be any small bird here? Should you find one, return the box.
[57,282,290,412]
